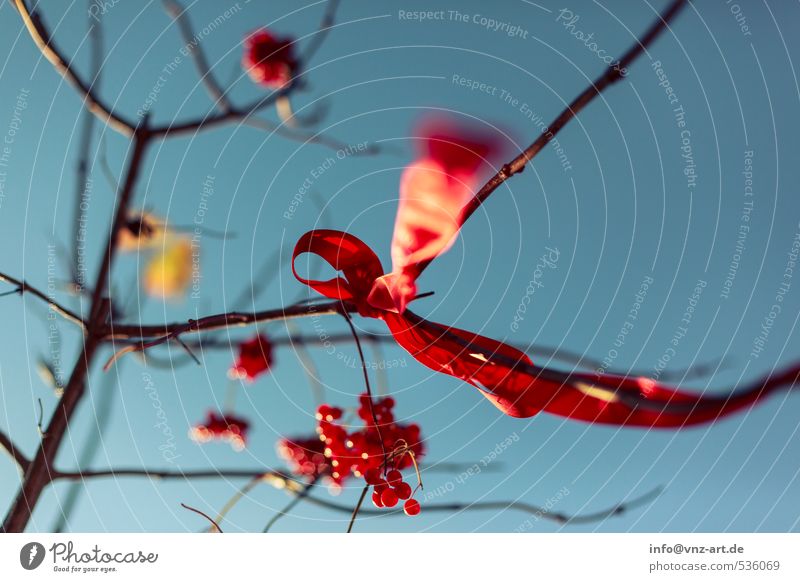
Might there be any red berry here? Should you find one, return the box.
[381,488,398,508]
[394,481,412,500]
[386,470,402,487]
[364,468,381,485]
[372,490,384,508]
[374,479,389,494]
[403,498,421,516]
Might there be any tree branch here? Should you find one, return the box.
[181,502,223,532]
[2,130,150,533]
[147,0,343,139]
[70,9,102,288]
[302,486,662,527]
[0,429,29,472]
[51,461,649,530]
[0,272,86,330]
[415,0,689,279]
[298,0,341,67]
[104,299,348,345]
[161,0,232,112]
[54,465,290,481]
[139,330,725,383]
[346,484,370,533]
[12,0,137,137]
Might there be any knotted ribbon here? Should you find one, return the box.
[291,117,796,427]
[292,229,795,426]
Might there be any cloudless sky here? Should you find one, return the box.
[1,0,799,532]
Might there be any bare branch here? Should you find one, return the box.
[299,0,341,66]
[54,466,293,483]
[156,332,724,382]
[3,131,150,532]
[162,0,341,117]
[53,460,642,530]
[0,272,86,330]
[303,486,663,527]
[52,462,492,482]
[415,0,689,279]
[346,484,370,533]
[0,429,29,472]
[181,502,223,533]
[340,310,386,462]
[12,0,137,137]
[241,114,382,154]
[147,0,343,139]
[70,8,102,287]
[104,299,348,345]
[161,0,231,112]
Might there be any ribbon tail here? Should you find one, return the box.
[383,311,798,427]
[549,365,800,427]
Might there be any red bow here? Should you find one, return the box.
[291,117,795,427]
[292,229,795,427]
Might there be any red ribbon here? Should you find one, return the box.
[293,229,796,427]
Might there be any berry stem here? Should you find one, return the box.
[340,310,387,471]
[346,484,370,533]
[181,502,223,533]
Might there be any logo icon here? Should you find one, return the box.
[20,542,46,570]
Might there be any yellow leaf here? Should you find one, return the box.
[143,238,194,299]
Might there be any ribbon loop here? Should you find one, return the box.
[292,229,386,316]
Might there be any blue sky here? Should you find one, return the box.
[1,0,799,532]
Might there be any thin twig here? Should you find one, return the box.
[173,336,202,366]
[340,310,387,464]
[299,0,341,66]
[161,0,231,111]
[181,502,223,533]
[70,7,102,288]
[0,272,86,330]
[2,130,148,532]
[146,0,343,138]
[209,476,263,532]
[54,466,293,484]
[0,429,29,472]
[53,355,121,532]
[414,0,689,280]
[241,114,381,154]
[12,0,136,136]
[36,399,45,437]
[346,484,370,533]
[145,332,725,382]
[161,0,376,154]
[104,299,348,343]
[303,486,663,527]
[49,460,634,530]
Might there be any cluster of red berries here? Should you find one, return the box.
[317,395,423,478]
[242,29,298,89]
[190,411,249,452]
[279,394,424,515]
[365,467,421,516]
[277,436,328,479]
[317,395,424,516]
[229,334,273,382]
